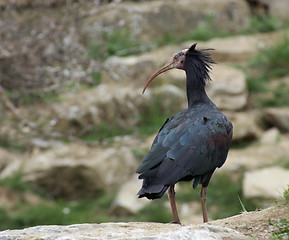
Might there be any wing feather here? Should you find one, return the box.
[136,109,232,189]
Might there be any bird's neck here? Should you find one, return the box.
[185,70,211,108]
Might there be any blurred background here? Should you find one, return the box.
[0,0,289,230]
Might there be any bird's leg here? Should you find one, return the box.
[200,186,208,223]
[168,184,181,224]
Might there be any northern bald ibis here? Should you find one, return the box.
[136,44,233,224]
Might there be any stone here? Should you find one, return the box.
[250,0,289,19]
[183,35,260,63]
[0,187,45,210]
[150,84,187,113]
[260,107,289,132]
[178,202,204,225]
[0,2,92,93]
[52,83,188,137]
[0,222,251,240]
[243,166,289,199]
[184,29,289,63]
[0,147,18,173]
[82,0,250,44]
[0,144,137,199]
[259,127,280,144]
[226,111,263,142]
[103,54,155,85]
[103,50,248,112]
[102,45,182,85]
[111,174,150,215]
[161,64,248,111]
[53,84,150,136]
[206,64,248,111]
[221,135,289,172]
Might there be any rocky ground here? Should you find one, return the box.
[0,0,289,239]
[0,204,288,239]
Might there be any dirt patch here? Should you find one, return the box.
[209,203,289,239]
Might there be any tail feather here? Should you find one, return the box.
[137,157,182,200]
[138,184,169,200]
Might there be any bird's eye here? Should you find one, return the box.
[173,56,178,61]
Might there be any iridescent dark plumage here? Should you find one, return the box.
[136,44,233,223]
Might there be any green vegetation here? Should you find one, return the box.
[0,194,116,231]
[80,123,133,143]
[90,72,102,86]
[246,16,281,33]
[88,16,289,63]
[269,187,289,239]
[0,172,258,230]
[260,83,289,107]
[0,174,32,192]
[271,218,289,240]
[176,173,258,220]
[283,185,289,203]
[0,138,25,152]
[246,37,289,108]
[88,29,145,60]
[250,37,289,79]
[138,101,176,137]
[78,97,178,143]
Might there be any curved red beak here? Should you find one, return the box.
[142,60,174,94]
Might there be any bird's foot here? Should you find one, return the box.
[170,221,182,225]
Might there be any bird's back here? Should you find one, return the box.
[137,102,232,199]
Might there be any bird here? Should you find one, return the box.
[136,44,233,224]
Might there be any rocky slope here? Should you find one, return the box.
[0,0,289,236]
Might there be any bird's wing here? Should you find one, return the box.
[136,112,232,186]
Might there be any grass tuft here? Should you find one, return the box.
[250,37,289,79]
[283,185,289,203]
[246,37,289,108]
[271,218,289,239]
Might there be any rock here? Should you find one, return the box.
[30,138,62,149]
[226,111,263,142]
[0,147,18,173]
[0,0,64,8]
[82,0,250,44]
[206,64,248,111]
[178,202,204,225]
[243,166,289,199]
[102,45,182,85]
[260,107,289,132]
[153,64,248,111]
[52,83,188,136]
[221,135,289,172]
[0,144,137,199]
[103,54,155,85]
[184,29,289,63]
[103,50,248,112]
[210,205,289,240]
[250,0,289,19]
[184,35,260,63]
[111,174,150,215]
[150,84,187,113]
[53,84,150,135]
[0,222,251,240]
[259,127,280,144]
[160,64,248,111]
[0,2,92,93]
[109,55,248,111]
[0,187,45,210]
